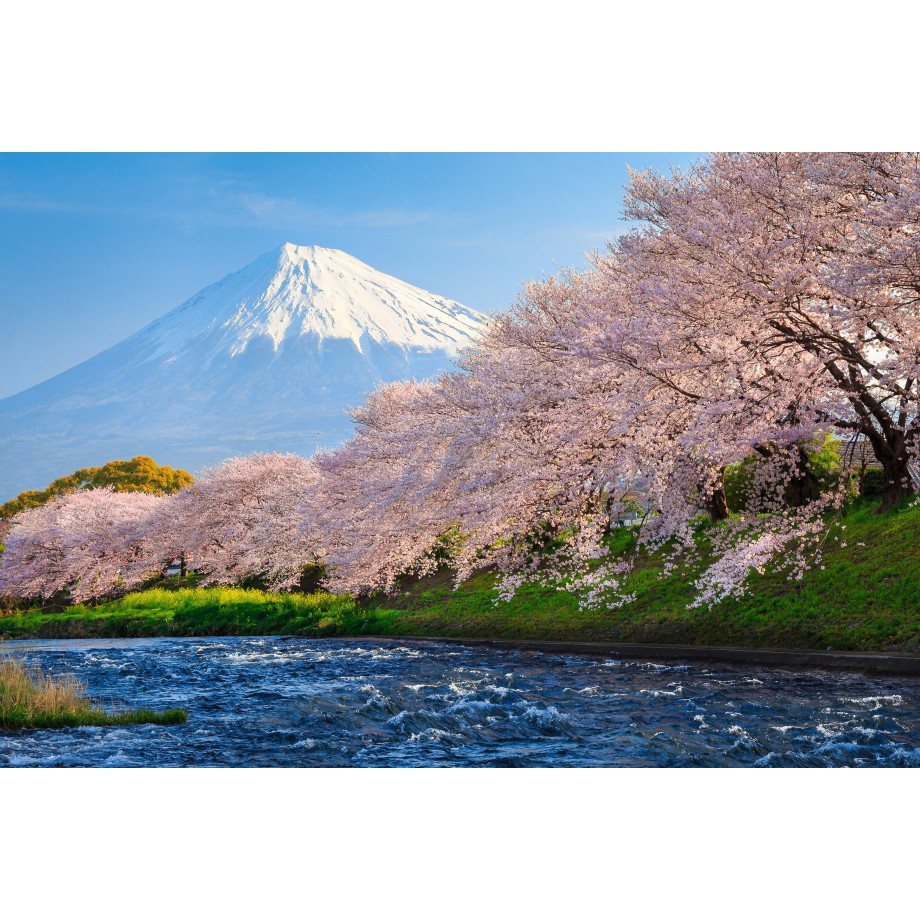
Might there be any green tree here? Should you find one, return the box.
[0,456,194,519]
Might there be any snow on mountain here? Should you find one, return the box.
[0,244,488,500]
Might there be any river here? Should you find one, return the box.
[2,636,919,766]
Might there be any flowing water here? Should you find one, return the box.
[2,636,919,767]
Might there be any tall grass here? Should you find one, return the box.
[100,585,355,617]
[0,585,364,640]
[0,654,187,730]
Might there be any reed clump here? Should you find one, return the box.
[0,654,187,730]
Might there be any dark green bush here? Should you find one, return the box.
[724,434,855,513]
[860,467,885,497]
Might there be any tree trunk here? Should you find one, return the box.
[180,553,188,577]
[703,468,730,522]
[601,494,615,537]
[299,564,324,593]
[788,446,818,508]
[858,427,916,511]
[878,453,915,510]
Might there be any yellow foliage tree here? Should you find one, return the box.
[0,456,194,519]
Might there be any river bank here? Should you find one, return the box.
[5,607,920,672]
[378,636,920,676]
[2,498,919,656]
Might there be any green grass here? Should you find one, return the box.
[0,654,188,731]
[362,499,920,652]
[0,707,189,731]
[0,586,366,639]
[2,499,920,652]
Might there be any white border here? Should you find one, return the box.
[6,768,919,916]
[3,1,918,912]
[2,2,918,152]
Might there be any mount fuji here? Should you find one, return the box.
[0,244,487,500]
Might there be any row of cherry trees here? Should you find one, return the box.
[307,152,920,605]
[2,152,919,606]
[0,455,318,603]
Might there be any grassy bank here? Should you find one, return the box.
[0,586,362,640]
[2,499,919,653]
[0,655,187,731]
[366,499,920,652]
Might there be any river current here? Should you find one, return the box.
[2,636,919,767]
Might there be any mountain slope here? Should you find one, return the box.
[0,244,486,500]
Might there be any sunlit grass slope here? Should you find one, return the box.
[0,587,360,640]
[367,499,920,652]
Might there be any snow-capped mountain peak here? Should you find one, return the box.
[140,243,483,361]
[0,244,488,499]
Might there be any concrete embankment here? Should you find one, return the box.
[376,635,920,676]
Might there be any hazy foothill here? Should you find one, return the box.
[3,152,920,668]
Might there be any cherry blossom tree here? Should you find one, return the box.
[0,487,164,602]
[303,281,651,600]
[306,153,920,607]
[618,152,920,509]
[0,454,321,601]
[136,453,320,590]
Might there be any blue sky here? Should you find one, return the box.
[0,153,699,398]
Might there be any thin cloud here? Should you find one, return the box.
[0,189,80,213]
[0,184,431,231]
[352,208,430,228]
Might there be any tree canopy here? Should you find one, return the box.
[0,456,194,519]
